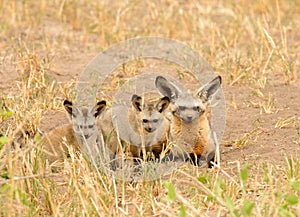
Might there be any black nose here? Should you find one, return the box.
[186,116,193,121]
[145,127,153,132]
[84,134,89,139]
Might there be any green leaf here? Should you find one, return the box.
[224,194,235,213]
[198,176,207,184]
[163,181,176,201]
[1,170,9,179]
[240,164,249,184]
[0,111,13,119]
[0,183,10,193]
[0,136,9,149]
[0,136,8,144]
[214,178,225,196]
[241,200,254,216]
[16,188,30,207]
[279,206,296,217]
[207,194,214,201]
[35,135,41,143]
[292,180,300,192]
[285,194,298,205]
[179,204,186,217]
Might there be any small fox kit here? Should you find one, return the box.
[40,100,106,167]
[155,75,222,167]
[100,94,170,161]
[130,93,170,159]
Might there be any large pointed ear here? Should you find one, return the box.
[92,100,106,117]
[131,94,142,112]
[63,100,74,116]
[155,76,181,101]
[196,76,222,102]
[156,96,170,113]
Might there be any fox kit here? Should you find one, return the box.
[99,93,170,161]
[130,93,170,159]
[155,75,222,167]
[40,99,106,168]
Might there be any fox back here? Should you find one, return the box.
[155,75,221,167]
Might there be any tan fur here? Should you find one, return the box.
[98,108,119,154]
[38,100,107,168]
[10,127,33,149]
[99,93,170,160]
[155,76,221,165]
[170,106,214,156]
[39,124,78,165]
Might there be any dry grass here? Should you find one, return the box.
[0,0,299,216]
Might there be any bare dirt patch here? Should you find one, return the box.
[222,81,300,168]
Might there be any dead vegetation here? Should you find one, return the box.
[0,0,299,216]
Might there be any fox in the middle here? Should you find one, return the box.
[99,92,170,164]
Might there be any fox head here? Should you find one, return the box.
[155,76,221,123]
[64,100,106,139]
[131,94,170,133]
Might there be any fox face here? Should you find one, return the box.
[169,93,205,123]
[131,94,170,133]
[155,76,221,123]
[64,100,106,140]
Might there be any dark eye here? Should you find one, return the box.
[88,125,94,129]
[193,106,200,111]
[79,125,83,129]
[142,119,148,123]
[153,119,158,123]
[178,106,185,111]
